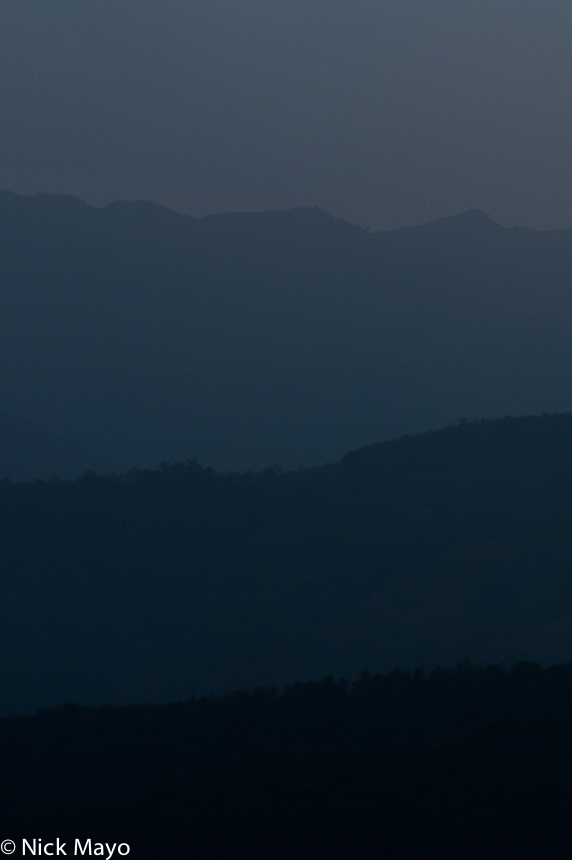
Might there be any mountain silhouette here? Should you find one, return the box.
[2,190,572,477]
[3,412,572,714]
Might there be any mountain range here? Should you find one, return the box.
[2,190,572,478]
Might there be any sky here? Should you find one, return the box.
[0,0,572,231]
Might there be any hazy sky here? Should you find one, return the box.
[1,0,571,230]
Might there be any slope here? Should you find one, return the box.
[2,413,572,714]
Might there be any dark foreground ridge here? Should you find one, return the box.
[4,412,572,713]
[2,661,572,859]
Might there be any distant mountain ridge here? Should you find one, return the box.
[2,190,572,478]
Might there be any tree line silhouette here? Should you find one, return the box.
[5,413,572,712]
[2,661,572,858]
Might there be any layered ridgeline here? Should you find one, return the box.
[2,190,572,477]
[3,413,572,714]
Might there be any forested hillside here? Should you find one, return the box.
[4,413,572,714]
[2,661,572,859]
